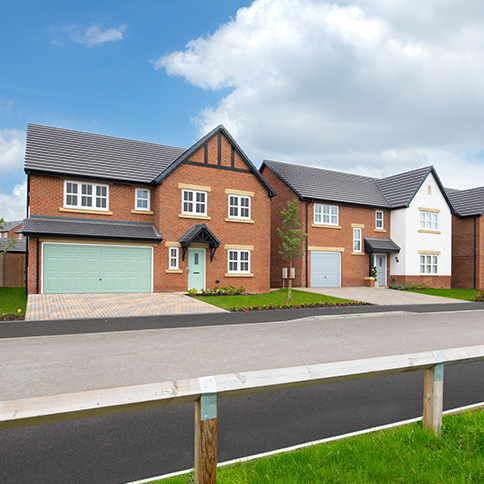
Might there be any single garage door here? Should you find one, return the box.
[311,251,341,287]
[42,243,152,294]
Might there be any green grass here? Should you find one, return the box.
[193,288,355,310]
[0,287,27,315]
[408,288,478,301]
[158,408,484,483]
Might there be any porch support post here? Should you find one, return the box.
[195,376,218,484]
[423,350,444,436]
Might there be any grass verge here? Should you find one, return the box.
[408,288,477,301]
[0,287,27,315]
[157,408,484,483]
[193,288,356,310]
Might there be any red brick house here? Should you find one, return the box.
[0,220,23,240]
[261,161,454,288]
[447,187,484,290]
[22,124,275,294]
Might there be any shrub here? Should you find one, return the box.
[187,288,198,296]
[236,285,245,294]
[472,289,484,302]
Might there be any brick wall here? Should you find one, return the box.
[391,275,451,289]
[260,166,304,288]
[452,215,484,290]
[155,137,271,294]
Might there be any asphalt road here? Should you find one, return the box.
[1,305,484,483]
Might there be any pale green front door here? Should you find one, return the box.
[42,243,152,294]
[187,248,205,291]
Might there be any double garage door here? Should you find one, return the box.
[310,251,341,287]
[42,243,152,294]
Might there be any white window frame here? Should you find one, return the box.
[419,211,438,230]
[353,227,362,252]
[420,254,438,274]
[227,250,251,274]
[135,188,150,211]
[169,247,179,270]
[376,211,384,230]
[64,180,109,211]
[182,189,207,216]
[228,194,251,220]
[314,204,339,225]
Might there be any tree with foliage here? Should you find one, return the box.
[277,200,307,301]
[0,218,16,255]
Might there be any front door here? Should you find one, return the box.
[187,248,205,291]
[374,254,387,287]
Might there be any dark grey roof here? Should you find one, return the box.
[364,237,400,253]
[1,220,23,232]
[447,186,484,217]
[22,216,162,241]
[262,160,390,208]
[178,223,220,247]
[156,125,276,197]
[0,238,26,253]
[25,124,186,184]
[375,166,433,208]
[262,161,455,211]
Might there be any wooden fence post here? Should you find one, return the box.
[195,377,218,484]
[423,351,444,436]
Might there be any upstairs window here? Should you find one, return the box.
[376,211,384,229]
[135,188,150,211]
[182,189,207,216]
[228,195,251,220]
[353,228,362,252]
[64,181,109,211]
[420,211,438,231]
[314,204,339,225]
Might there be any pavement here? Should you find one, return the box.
[25,292,227,321]
[296,286,468,305]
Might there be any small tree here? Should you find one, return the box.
[277,200,307,301]
[0,218,16,255]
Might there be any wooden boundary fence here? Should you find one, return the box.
[1,345,484,483]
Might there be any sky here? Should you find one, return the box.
[1,0,484,221]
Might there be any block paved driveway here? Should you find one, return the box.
[25,292,227,321]
[296,286,468,305]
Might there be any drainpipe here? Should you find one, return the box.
[305,200,310,287]
[474,216,477,289]
[25,174,30,296]
[36,236,40,294]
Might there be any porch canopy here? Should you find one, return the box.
[364,237,400,253]
[178,223,220,261]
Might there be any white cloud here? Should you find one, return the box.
[64,24,126,47]
[0,182,27,221]
[157,0,484,188]
[0,129,25,174]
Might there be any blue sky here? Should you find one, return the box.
[2,0,484,220]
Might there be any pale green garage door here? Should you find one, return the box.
[42,243,152,294]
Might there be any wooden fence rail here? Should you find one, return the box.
[1,345,484,483]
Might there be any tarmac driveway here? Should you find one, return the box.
[25,292,227,321]
[296,286,469,305]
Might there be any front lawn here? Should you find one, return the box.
[158,408,484,483]
[408,288,478,301]
[0,287,27,315]
[193,288,357,310]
